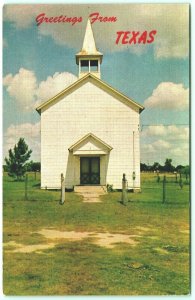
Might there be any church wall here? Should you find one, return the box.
[40,81,141,190]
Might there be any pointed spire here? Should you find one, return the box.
[81,19,101,55]
[76,19,103,64]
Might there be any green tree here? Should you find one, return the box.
[183,165,190,181]
[140,163,148,172]
[176,165,185,173]
[26,161,41,172]
[5,138,32,180]
[164,158,175,172]
[152,162,161,172]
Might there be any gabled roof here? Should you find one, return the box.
[36,73,144,114]
[69,133,113,155]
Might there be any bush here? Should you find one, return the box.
[106,184,114,192]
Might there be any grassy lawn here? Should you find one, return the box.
[3,172,190,295]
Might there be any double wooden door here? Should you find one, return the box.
[80,157,100,184]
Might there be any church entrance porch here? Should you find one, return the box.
[68,133,112,187]
[80,157,100,185]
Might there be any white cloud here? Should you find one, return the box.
[141,139,189,166]
[142,125,189,141]
[140,125,189,165]
[152,139,171,150]
[3,68,78,111]
[144,82,189,110]
[3,4,189,58]
[35,72,77,107]
[3,5,39,28]
[141,125,166,137]
[4,122,41,161]
[3,68,37,111]
[3,73,13,85]
[6,122,40,138]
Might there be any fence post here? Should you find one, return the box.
[157,173,160,183]
[179,173,183,189]
[25,173,28,200]
[185,172,188,183]
[175,172,178,183]
[121,173,127,205]
[60,173,65,204]
[162,175,166,204]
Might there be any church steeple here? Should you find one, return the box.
[76,19,103,79]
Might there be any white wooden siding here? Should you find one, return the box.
[41,81,141,189]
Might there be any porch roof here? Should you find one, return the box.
[69,133,113,155]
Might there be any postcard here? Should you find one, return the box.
[3,2,190,296]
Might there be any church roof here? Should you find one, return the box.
[68,133,113,153]
[76,19,103,64]
[36,73,145,114]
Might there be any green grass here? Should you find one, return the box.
[3,172,190,295]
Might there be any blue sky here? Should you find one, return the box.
[3,3,189,165]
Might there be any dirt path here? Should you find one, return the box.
[4,229,141,253]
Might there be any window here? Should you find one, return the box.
[81,60,89,72]
[90,60,98,72]
[80,59,99,73]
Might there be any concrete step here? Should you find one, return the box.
[74,186,107,194]
[74,185,107,203]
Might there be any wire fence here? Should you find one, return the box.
[3,171,190,205]
[140,172,190,204]
[3,172,51,202]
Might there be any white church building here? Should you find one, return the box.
[36,20,144,191]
